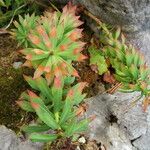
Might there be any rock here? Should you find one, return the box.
[13,62,23,69]
[84,94,129,150]
[127,31,150,65]
[76,146,81,150]
[0,126,18,150]
[50,0,150,33]
[0,126,43,150]
[132,127,150,150]
[78,136,86,144]
[84,92,150,150]
[130,106,150,150]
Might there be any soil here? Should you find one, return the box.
[73,26,105,97]
[0,34,33,131]
[48,138,104,150]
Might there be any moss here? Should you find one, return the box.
[0,34,35,132]
[0,66,29,131]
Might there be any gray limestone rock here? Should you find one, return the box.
[0,126,43,150]
[0,126,18,150]
[127,31,150,65]
[76,0,150,33]
[50,0,150,33]
[84,92,150,150]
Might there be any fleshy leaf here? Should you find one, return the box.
[28,91,59,129]
[29,133,57,142]
[88,46,108,75]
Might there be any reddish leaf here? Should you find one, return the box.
[28,35,41,45]
[73,48,83,55]
[103,71,116,84]
[22,60,32,68]
[36,26,45,35]
[77,54,88,61]
[72,69,79,77]
[33,49,45,55]
[44,66,51,73]
[33,66,44,79]
[90,64,99,73]
[54,76,62,89]
[67,89,74,98]
[78,82,88,91]
[143,97,150,112]
[76,103,88,116]
[31,102,40,109]
[60,45,67,51]
[27,90,38,98]
[25,54,32,60]
[49,27,57,37]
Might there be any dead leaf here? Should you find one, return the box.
[143,97,150,112]
[90,64,98,73]
[76,103,88,117]
[103,71,116,84]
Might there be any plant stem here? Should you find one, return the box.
[4,3,27,29]
[55,112,59,123]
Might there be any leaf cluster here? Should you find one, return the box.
[89,23,150,108]
[13,4,87,82]
[17,76,88,142]
[15,3,90,143]
[0,0,41,28]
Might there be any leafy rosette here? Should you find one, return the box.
[19,3,87,81]
[12,14,39,47]
[16,75,89,142]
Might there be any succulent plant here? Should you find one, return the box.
[12,13,39,47]
[17,75,89,142]
[89,23,150,109]
[13,3,87,82]
[88,46,108,75]
[100,24,150,95]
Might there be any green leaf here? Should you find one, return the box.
[70,82,87,105]
[59,97,72,125]
[65,119,89,137]
[22,124,50,133]
[29,133,58,142]
[64,76,75,85]
[125,52,134,67]
[133,52,140,66]
[140,66,150,81]
[24,75,39,90]
[64,120,76,137]
[29,91,59,130]
[114,74,132,83]
[73,119,89,133]
[129,64,139,80]
[88,46,108,75]
[20,91,30,100]
[113,27,121,40]
[117,51,125,62]
[51,76,64,112]
[35,77,53,103]
[16,100,34,112]
[0,0,6,7]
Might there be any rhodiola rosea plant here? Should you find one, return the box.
[17,75,90,142]
[14,3,92,144]
[88,22,150,110]
[13,3,87,83]
[12,13,39,48]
